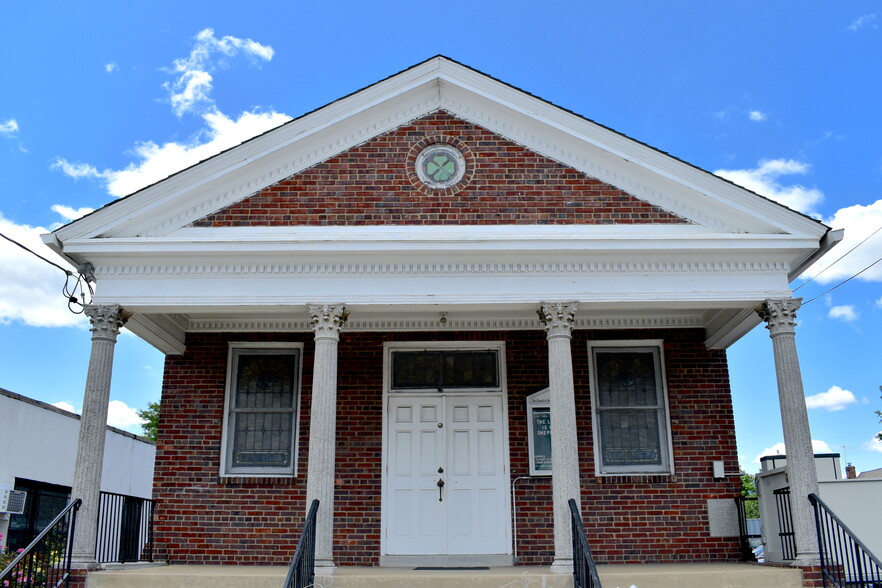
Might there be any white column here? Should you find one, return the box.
[538,302,582,573]
[71,304,129,567]
[758,298,820,566]
[306,303,347,571]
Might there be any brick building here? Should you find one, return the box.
[45,57,839,574]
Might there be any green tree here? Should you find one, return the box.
[137,401,160,441]
[740,471,760,519]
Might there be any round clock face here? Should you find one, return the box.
[416,144,466,188]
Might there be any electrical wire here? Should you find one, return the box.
[803,255,882,305]
[0,230,94,313]
[794,224,882,292]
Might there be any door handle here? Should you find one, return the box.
[437,477,445,502]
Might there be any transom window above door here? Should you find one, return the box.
[390,349,500,391]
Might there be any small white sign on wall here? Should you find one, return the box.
[527,388,551,476]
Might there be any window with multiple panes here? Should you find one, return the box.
[589,342,673,475]
[390,349,500,391]
[222,344,301,476]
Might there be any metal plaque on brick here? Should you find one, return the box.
[527,388,552,476]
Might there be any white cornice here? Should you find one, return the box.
[91,259,792,278]
[185,313,705,333]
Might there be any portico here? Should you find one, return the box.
[44,57,840,578]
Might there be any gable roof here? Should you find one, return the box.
[42,56,840,354]
[50,55,828,242]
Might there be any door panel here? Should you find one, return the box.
[387,397,444,554]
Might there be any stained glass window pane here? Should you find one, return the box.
[598,409,662,466]
[235,355,295,409]
[391,350,499,390]
[392,351,442,389]
[232,411,292,467]
[595,352,658,407]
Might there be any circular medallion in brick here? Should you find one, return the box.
[407,136,473,195]
[416,145,465,188]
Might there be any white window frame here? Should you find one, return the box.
[588,340,674,476]
[220,342,304,477]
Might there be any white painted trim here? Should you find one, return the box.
[380,340,512,559]
[586,339,675,477]
[219,342,304,478]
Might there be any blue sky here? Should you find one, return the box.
[1,2,880,474]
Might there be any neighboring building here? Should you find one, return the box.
[0,388,155,551]
[756,454,882,562]
[857,467,882,479]
[42,57,840,575]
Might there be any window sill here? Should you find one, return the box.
[218,475,300,487]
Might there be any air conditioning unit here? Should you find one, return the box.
[0,489,27,515]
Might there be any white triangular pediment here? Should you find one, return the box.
[52,56,827,245]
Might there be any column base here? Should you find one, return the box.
[791,553,821,568]
[315,560,337,575]
[550,558,574,574]
[69,557,101,570]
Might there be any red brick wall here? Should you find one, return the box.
[153,328,740,566]
[191,111,688,227]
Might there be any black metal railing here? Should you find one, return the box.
[774,486,797,560]
[809,493,882,587]
[735,496,761,561]
[0,498,81,587]
[283,499,319,588]
[96,492,155,564]
[569,498,602,588]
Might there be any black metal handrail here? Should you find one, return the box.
[774,486,797,560]
[96,491,155,564]
[569,498,602,588]
[809,492,882,587]
[0,498,81,587]
[283,499,319,588]
[735,496,760,561]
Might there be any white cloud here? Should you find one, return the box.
[51,109,288,197]
[105,62,118,74]
[164,28,274,117]
[805,385,857,411]
[50,158,106,180]
[52,401,77,414]
[51,204,94,222]
[0,118,19,136]
[828,305,859,322]
[865,433,882,454]
[807,200,882,283]
[755,439,833,462]
[0,212,87,328]
[877,296,882,308]
[848,14,877,32]
[107,399,146,430]
[715,159,824,215]
[749,110,767,122]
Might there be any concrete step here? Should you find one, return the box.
[85,562,805,588]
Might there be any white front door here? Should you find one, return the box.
[385,394,510,557]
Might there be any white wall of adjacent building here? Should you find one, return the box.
[756,454,882,563]
[0,389,155,547]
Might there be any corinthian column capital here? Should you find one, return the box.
[308,304,348,340]
[757,298,802,336]
[538,302,578,339]
[84,304,130,343]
